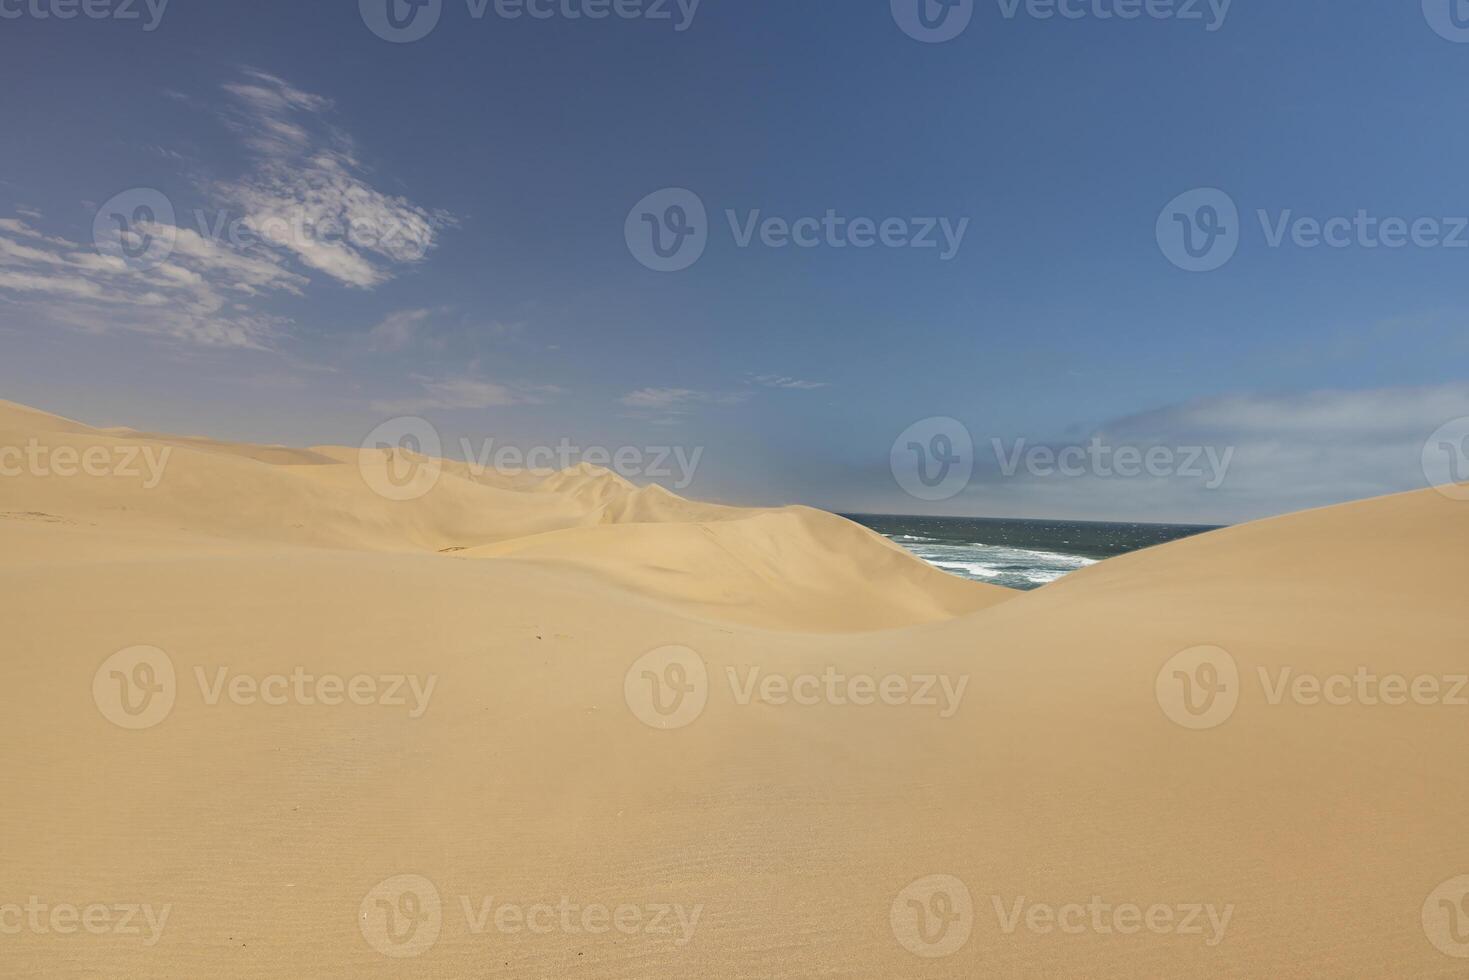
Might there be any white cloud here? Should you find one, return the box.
[212,70,452,289]
[372,375,559,414]
[366,308,435,352]
[0,214,294,348]
[619,387,751,411]
[750,374,830,390]
[0,70,451,349]
[620,387,703,411]
[364,308,529,354]
[937,383,1469,524]
[616,386,752,427]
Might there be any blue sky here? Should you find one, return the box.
[3,0,1469,522]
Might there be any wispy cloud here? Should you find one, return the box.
[365,307,529,354]
[0,214,297,348]
[0,69,451,349]
[372,375,560,414]
[366,308,436,352]
[211,69,453,289]
[749,374,830,390]
[620,387,703,411]
[934,383,1469,523]
[617,386,751,426]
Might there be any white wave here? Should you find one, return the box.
[887,537,1098,589]
[927,560,1004,579]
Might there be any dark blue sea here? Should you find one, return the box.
[845,514,1221,591]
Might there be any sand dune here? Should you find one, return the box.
[0,399,1003,629]
[2,399,1466,978]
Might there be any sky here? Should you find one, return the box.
[2,0,1469,523]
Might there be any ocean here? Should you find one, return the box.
[845,514,1222,591]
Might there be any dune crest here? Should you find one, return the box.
[0,399,1005,630]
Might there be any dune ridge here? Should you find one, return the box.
[0,399,1007,630]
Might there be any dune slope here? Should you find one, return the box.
[1,400,1466,979]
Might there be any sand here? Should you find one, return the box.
[2,397,1466,978]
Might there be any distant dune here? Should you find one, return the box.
[2,398,1466,978]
